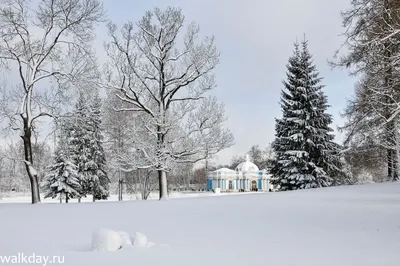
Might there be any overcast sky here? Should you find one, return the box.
[96,0,357,166]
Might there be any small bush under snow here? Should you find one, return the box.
[91,229,122,251]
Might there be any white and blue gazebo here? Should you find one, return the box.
[207,154,272,192]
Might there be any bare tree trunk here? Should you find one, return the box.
[78,197,81,203]
[386,119,399,181]
[393,149,399,181]
[118,169,123,201]
[388,149,393,179]
[21,119,40,204]
[66,193,69,203]
[157,128,169,200]
[392,119,399,181]
[140,169,145,200]
[383,0,399,182]
[158,170,168,200]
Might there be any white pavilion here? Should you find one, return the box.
[207,154,273,192]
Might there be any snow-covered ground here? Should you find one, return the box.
[0,182,399,266]
[0,191,217,203]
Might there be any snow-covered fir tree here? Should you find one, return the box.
[69,92,92,198]
[89,92,110,200]
[271,40,343,191]
[42,123,81,203]
[69,91,109,201]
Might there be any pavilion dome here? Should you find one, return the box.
[235,154,259,173]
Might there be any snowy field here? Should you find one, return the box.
[0,183,399,266]
[0,191,218,204]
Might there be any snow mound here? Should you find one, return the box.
[133,232,148,247]
[91,229,156,251]
[91,229,122,251]
[117,231,133,247]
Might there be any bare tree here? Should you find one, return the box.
[229,155,244,169]
[125,169,158,200]
[0,0,104,203]
[168,162,193,191]
[104,7,234,200]
[193,166,207,190]
[103,89,138,200]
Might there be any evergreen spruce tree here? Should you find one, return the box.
[90,92,110,200]
[42,123,81,203]
[271,39,343,191]
[69,92,93,199]
[69,91,109,201]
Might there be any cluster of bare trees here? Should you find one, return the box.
[0,141,51,193]
[0,1,233,203]
[103,7,234,200]
[334,0,400,182]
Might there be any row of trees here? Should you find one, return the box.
[0,1,233,203]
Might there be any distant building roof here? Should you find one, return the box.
[235,154,259,173]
